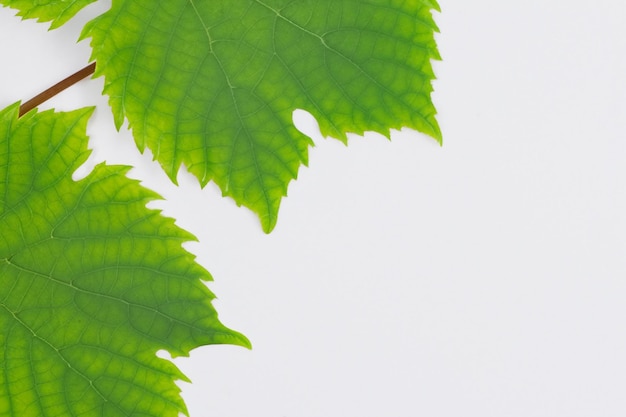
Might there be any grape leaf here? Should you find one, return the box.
[0,103,250,417]
[0,0,96,29]
[81,0,441,232]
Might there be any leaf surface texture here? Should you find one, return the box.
[81,0,441,232]
[0,104,249,417]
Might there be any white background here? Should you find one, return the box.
[1,1,626,416]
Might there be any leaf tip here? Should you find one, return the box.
[234,331,253,350]
[261,219,277,234]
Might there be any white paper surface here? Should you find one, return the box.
[1,1,625,416]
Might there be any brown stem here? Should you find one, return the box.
[19,62,96,117]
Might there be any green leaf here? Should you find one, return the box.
[80,0,441,232]
[0,103,250,417]
[0,0,96,29]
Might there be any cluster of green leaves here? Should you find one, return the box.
[0,0,440,415]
